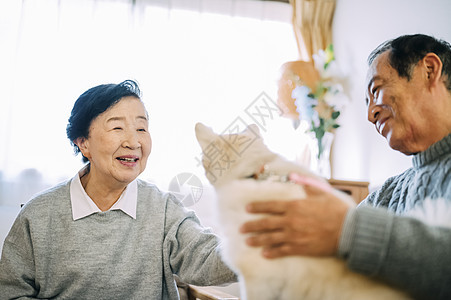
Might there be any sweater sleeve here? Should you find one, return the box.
[0,212,38,300]
[340,204,451,300]
[162,194,237,286]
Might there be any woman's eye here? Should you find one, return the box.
[138,128,147,132]
[113,127,122,130]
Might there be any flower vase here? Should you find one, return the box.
[309,131,334,179]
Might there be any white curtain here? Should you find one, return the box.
[0,0,298,207]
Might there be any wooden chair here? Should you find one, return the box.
[175,276,239,300]
[187,285,239,300]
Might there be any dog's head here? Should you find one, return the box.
[195,123,277,186]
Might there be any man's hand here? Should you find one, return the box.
[240,184,352,259]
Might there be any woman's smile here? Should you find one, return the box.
[116,155,140,167]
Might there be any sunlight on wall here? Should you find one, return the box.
[0,0,299,206]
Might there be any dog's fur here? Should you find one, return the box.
[195,123,410,300]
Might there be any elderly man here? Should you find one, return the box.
[241,34,451,299]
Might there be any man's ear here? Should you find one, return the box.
[74,137,90,160]
[422,53,443,87]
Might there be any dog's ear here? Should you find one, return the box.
[195,122,217,150]
[246,124,261,137]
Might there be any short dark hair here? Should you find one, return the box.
[66,80,142,163]
[368,34,451,91]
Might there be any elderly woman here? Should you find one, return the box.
[0,80,236,299]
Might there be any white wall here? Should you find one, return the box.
[331,0,451,190]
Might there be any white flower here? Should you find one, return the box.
[292,86,316,123]
[313,56,342,81]
[312,49,327,73]
[291,45,348,159]
[322,82,349,110]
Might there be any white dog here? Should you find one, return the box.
[195,122,410,300]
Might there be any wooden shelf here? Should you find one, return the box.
[328,179,369,204]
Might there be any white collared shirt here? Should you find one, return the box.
[70,168,138,220]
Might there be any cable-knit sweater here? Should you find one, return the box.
[0,180,236,300]
[339,134,451,300]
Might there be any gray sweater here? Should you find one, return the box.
[339,134,451,299]
[0,179,236,299]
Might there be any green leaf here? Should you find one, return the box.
[331,111,340,119]
[324,44,335,67]
[326,44,334,53]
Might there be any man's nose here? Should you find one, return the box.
[367,102,381,124]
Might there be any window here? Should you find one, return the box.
[0,0,298,207]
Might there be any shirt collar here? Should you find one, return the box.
[70,167,138,220]
[412,133,451,168]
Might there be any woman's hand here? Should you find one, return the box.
[240,184,351,258]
